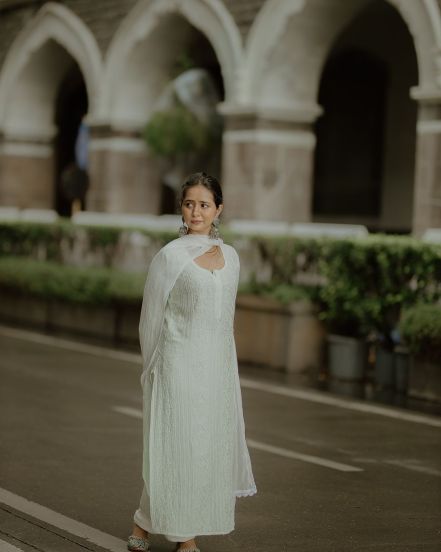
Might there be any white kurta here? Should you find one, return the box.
[137,242,256,538]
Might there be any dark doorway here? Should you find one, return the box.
[54,61,88,216]
[313,49,388,217]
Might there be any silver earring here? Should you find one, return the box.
[178,217,189,237]
[209,217,220,239]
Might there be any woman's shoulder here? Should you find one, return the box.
[147,239,177,272]
[223,243,240,265]
[153,237,181,258]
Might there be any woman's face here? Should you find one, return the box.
[181,184,223,235]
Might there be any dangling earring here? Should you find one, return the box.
[209,217,220,239]
[178,216,189,237]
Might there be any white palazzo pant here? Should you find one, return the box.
[133,487,196,543]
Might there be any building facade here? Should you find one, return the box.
[0,0,440,235]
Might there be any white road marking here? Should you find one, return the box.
[114,405,440,478]
[112,405,363,473]
[384,459,441,478]
[0,487,127,552]
[0,324,140,364]
[0,539,25,552]
[245,439,363,472]
[113,405,142,419]
[239,377,441,428]
[2,324,441,428]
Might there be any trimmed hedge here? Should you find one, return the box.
[399,304,441,361]
[237,277,319,305]
[316,235,441,340]
[0,220,177,263]
[0,256,145,306]
[0,256,315,307]
[253,233,441,339]
[1,221,440,345]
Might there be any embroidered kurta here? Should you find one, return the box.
[139,242,256,538]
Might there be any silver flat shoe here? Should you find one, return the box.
[127,534,150,551]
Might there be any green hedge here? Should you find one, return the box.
[0,256,316,308]
[237,279,318,304]
[1,222,440,345]
[399,304,441,361]
[0,256,146,306]
[0,221,177,262]
[316,235,441,340]
[251,233,441,340]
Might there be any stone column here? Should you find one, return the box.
[219,105,320,223]
[0,137,54,208]
[87,126,161,214]
[411,95,441,236]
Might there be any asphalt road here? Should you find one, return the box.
[0,325,440,552]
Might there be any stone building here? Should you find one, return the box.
[0,0,440,235]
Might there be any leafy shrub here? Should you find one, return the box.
[246,233,441,339]
[144,104,217,158]
[316,235,441,340]
[238,279,316,305]
[399,304,441,361]
[0,221,176,265]
[1,221,440,343]
[0,221,69,260]
[0,257,145,306]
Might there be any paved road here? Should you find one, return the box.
[0,325,440,552]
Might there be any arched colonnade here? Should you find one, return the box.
[0,0,439,233]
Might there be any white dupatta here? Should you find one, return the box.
[139,232,223,387]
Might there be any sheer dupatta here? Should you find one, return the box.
[139,233,223,388]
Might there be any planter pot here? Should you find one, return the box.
[408,357,441,403]
[327,334,367,381]
[374,347,395,389]
[0,288,140,346]
[286,300,327,374]
[235,294,326,373]
[114,303,141,347]
[235,294,288,371]
[394,346,410,394]
[0,289,48,328]
[47,299,116,340]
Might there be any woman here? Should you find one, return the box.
[127,172,257,552]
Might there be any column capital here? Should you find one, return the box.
[219,102,318,149]
[0,133,53,158]
[86,123,146,154]
[217,101,323,126]
[410,85,441,104]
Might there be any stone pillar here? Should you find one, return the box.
[0,138,54,208]
[219,105,320,222]
[412,99,441,236]
[87,127,162,214]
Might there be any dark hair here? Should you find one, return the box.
[179,172,223,209]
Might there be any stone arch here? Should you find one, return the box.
[243,0,441,110]
[98,0,243,127]
[312,2,419,232]
[0,2,102,139]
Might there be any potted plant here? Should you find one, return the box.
[318,242,371,384]
[399,303,441,403]
[319,236,441,394]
